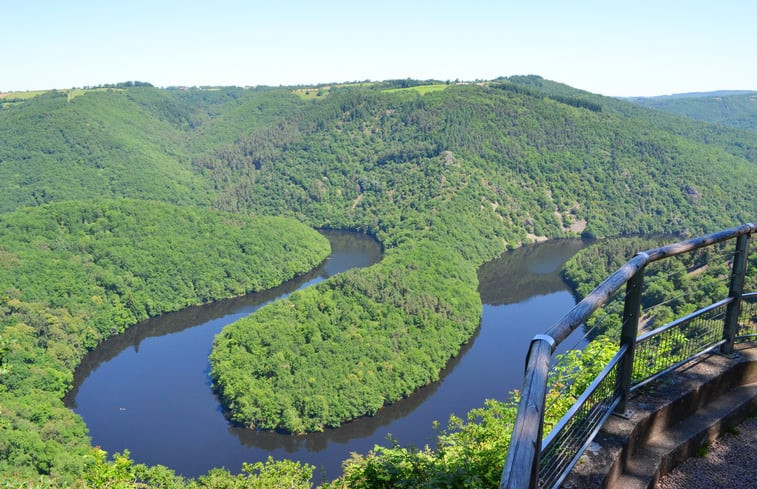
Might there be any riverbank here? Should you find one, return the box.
[69,238,589,481]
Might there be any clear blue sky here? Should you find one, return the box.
[3,0,755,96]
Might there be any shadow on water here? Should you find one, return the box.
[478,239,589,306]
[65,235,590,481]
[229,325,482,453]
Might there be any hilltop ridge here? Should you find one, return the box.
[627,90,757,133]
[0,76,755,486]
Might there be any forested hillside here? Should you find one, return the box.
[0,90,209,212]
[0,200,329,481]
[1,77,755,487]
[205,79,755,433]
[627,90,757,133]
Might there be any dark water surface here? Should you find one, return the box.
[66,234,588,483]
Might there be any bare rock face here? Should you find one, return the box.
[684,185,701,200]
[442,150,457,167]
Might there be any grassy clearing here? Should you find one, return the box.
[292,87,331,100]
[383,84,449,95]
[66,87,123,101]
[0,90,47,100]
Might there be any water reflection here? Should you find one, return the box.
[228,326,480,453]
[67,236,589,481]
[478,239,589,306]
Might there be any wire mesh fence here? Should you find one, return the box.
[544,298,624,416]
[636,242,733,335]
[632,300,728,387]
[538,351,622,489]
[536,238,746,487]
[738,292,757,339]
[501,225,755,489]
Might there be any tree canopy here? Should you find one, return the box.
[0,199,329,481]
[0,77,755,487]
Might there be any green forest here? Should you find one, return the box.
[0,200,330,482]
[0,76,755,487]
[562,234,757,339]
[628,91,757,133]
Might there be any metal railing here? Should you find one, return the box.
[500,223,755,489]
[737,292,757,339]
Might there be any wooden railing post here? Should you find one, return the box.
[499,225,754,489]
[721,233,750,354]
[615,254,646,414]
[500,335,554,489]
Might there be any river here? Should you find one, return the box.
[65,233,588,483]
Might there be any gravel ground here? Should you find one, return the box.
[656,414,757,489]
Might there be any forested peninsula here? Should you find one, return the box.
[1,76,755,487]
[0,200,330,479]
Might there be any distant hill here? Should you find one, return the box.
[1,77,755,484]
[626,90,757,132]
[0,89,211,212]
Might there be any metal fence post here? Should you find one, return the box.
[721,233,750,354]
[615,256,646,414]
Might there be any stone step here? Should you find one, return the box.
[611,381,757,489]
[560,344,757,489]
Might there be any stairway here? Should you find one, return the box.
[561,343,757,489]
[614,381,757,489]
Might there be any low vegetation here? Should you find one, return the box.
[0,77,755,487]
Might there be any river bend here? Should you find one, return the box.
[66,233,587,481]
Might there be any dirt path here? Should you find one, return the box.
[656,414,757,489]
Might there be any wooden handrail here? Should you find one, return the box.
[500,223,755,489]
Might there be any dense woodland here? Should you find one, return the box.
[628,91,757,133]
[0,200,330,483]
[562,234,757,339]
[0,76,755,487]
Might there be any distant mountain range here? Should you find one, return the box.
[626,90,757,132]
